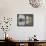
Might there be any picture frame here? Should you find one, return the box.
[17,14,33,26]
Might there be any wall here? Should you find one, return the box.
[0,0,46,40]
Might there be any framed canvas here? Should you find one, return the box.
[17,14,33,26]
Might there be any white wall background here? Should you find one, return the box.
[0,0,46,40]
